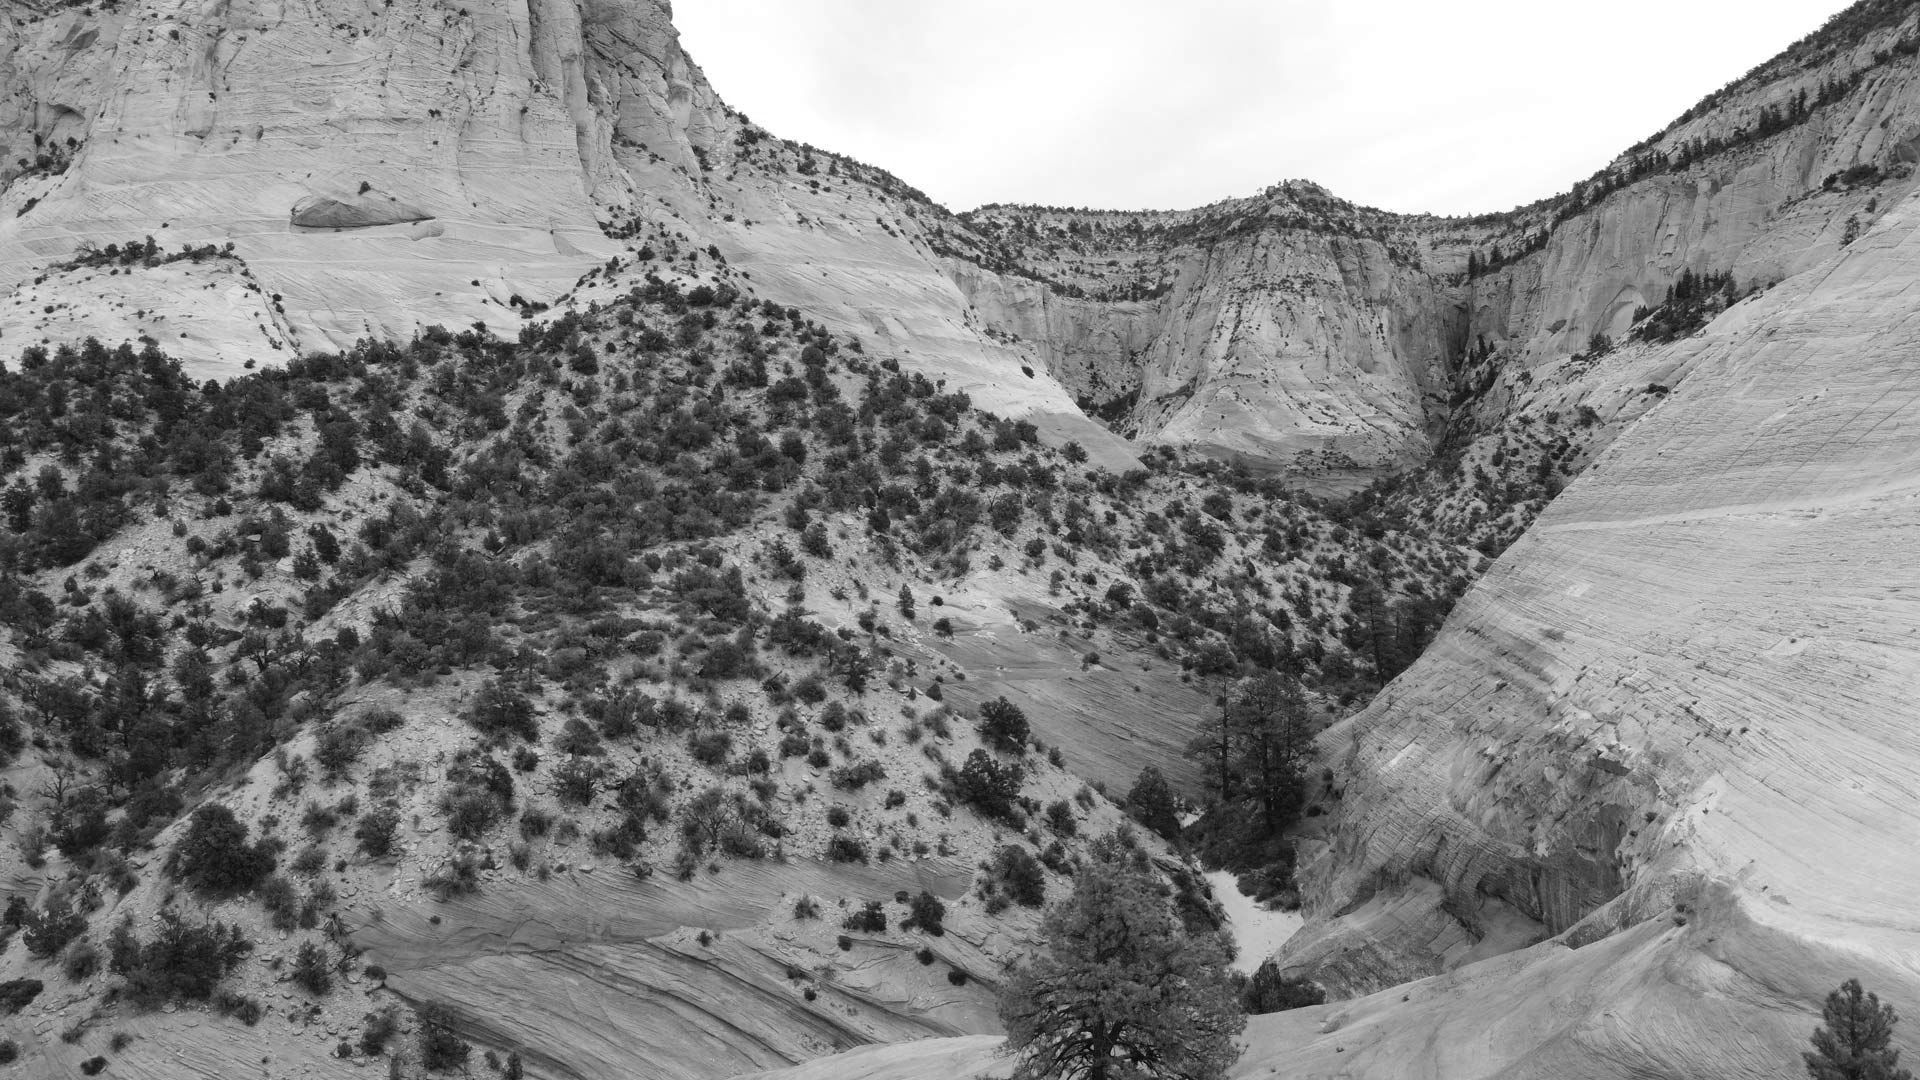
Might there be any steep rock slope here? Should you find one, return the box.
[1266,153,1920,1078]
[953,195,1462,492]
[0,0,1135,466]
[1467,12,1920,369]
[717,162,1920,1080]
[6,1,1918,490]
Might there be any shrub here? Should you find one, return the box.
[111,912,254,1006]
[292,940,332,995]
[553,717,603,757]
[0,979,42,1015]
[466,679,538,742]
[553,758,603,805]
[0,1040,16,1063]
[1045,800,1077,836]
[990,845,1047,908]
[688,730,732,767]
[978,697,1029,753]
[425,853,481,900]
[901,891,946,936]
[1242,960,1324,1014]
[259,874,300,931]
[174,805,275,894]
[292,845,328,876]
[947,968,969,985]
[359,1006,399,1055]
[826,836,869,864]
[443,790,502,840]
[355,805,401,856]
[313,723,370,781]
[831,759,886,790]
[417,1004,472,1072]
[826,805,851,828]
[800,521,832,557]
[518,807,554,838]
[214,991,264,1025]
[949,749,1024,822]
[81,1057,106,1076]
[842,900,887,934]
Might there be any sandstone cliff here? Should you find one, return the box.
[9,1,1912,491]
[0,0,1136,467]
[1260,106,1920,1080]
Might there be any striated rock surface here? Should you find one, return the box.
[8,1,1912,487]
[951,199,1462,492]
[1265,150,1920,1077]
[353,861,1001,1080]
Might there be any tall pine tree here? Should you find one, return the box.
[1806,979,1914,1080]
[999,843,1244,1080]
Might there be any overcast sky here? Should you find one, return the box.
[672,0,1857,216]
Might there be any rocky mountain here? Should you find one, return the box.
[8,0,1901,491]
[7,1,1920,1079]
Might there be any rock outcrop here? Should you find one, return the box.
[8,1,1908,489]
[1263,132,1920,1078]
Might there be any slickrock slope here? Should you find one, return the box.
[1265,157,1920,1078]
[6,0,1919,488]
[1467,24,1920,371]
[952,194,1461,492]
[351,861,998,1080]
[0,0,1137,466]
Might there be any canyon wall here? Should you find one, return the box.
[7,1,1915,488]
[1260,139,1920,1079]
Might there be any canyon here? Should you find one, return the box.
[6,1,1920,1079]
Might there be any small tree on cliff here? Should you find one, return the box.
[1806,979,1914,1080]
[998,845,1244,1080]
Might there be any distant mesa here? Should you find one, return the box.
[290,190,434,230]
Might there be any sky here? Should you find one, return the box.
[672,0,1859,217]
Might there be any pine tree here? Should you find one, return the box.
[1807,979,1914,1080]
[1227,672,1312,830]
[1126,765,1181,841]
[998,848,1244,1080]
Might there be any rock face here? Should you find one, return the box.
[951,198,1464,492]
[0,0,1137,467]
[1268,126,1920,1080]
[352,860,1000,1080]
[8,0,1907,488]
[289,192,433,230]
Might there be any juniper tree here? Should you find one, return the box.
[1125,765,1181,842]
[998,848,1244,1080]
